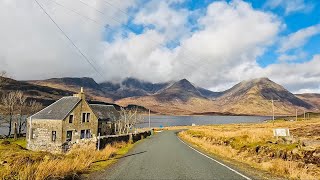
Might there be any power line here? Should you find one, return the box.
[34,0,105,79]
[46,0,100,24]
[75,0,222,79]
[43,0,228,81]
[98,0,227,78]
[104,0,271,79]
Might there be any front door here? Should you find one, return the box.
[66,130,73,142]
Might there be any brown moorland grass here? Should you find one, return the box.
[0,140,129,180]
[178,119,320,180]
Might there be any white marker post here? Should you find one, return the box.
[148,109,151,129]
[97,133,100,151]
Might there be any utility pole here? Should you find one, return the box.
[148,109,151,129]
[296,109,298,121]
[266,98,279,125]
[304,110,306,121]
[272,99,275,121]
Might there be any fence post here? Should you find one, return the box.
[129,133,133,143]
[97,133,100,151]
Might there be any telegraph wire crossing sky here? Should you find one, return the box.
[0,0,319,93]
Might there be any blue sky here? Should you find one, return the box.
[119,0,320,68]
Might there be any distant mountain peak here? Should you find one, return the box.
[219,77,313,110]
[171,79,196,89]
[154,78,205,102]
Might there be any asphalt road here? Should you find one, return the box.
[93,131,252,180]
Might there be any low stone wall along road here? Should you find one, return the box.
[90,131,252,180]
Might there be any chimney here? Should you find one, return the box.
[73,87,85,100]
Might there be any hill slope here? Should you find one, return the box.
[215,78,314,115]
[296,93,320,110]
[116,79,220,115]
[29,77,114,103]
[0,77,73,105]
[22,76,316,115]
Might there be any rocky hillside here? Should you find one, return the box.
[0,77,73,106]
[154,79,204,102]
[116,79,220,115]
[29,77,114,103]
[215,78,314,115]
[6,76,315,115]
[296,93,320,110]
[28,77,219,101]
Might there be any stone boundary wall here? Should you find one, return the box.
[97,130,152,150]
[0,133,26,139]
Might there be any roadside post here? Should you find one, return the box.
[97,133,100,151]
[148,109,151,129]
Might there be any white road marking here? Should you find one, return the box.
[178,137,252,180]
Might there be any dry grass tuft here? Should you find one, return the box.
[179,119,320,180]
[0,142,126,180]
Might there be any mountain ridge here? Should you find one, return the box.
[13,76,319,115]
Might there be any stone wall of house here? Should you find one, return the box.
[26,119,63,153]
[98,131,152,150]
[62,98,98,143]
[98,121,113,136]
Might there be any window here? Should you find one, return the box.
[66,131,72,141]
[81,113,91,123]
[31,128,35,139]
[86,113,90,122]
[52,131,56,142]
[80,130,85,139]
[69,115,74,123]
[82,113,86,123]
[86,129,91,138]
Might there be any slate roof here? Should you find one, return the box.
[90,104,120,121]
[32,96,81,120]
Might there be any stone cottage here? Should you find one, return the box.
[26,88,119,152]
[90,104,120,136]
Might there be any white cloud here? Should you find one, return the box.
[0,0,319,94]
[133,1,190,41]
[278,51,307,62]
[278,24,320,53]
[0,0,136,81]
[265,55,320,93]
[222,54,320,93]
[100,0,282,87]
[264,0,314,15]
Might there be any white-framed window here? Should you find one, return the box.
[31,128,35,139]
[52,131,56,142]
[69,114,74,123]
[86,129,91,138]
[86,113,90,122]
[66,131,72,141]
[80,130,85,139]
[82,113,86,123]
[81,113,91,123]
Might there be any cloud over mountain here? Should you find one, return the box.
[0,0,319,94]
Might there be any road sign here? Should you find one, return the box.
[273,128,290,137]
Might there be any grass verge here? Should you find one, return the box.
[178,119,320,180]
[0,138,136,180]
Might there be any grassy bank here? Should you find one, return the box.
[178,119,320,180]
[0,139,134,180]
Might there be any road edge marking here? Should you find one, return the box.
[177,137,252,180]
